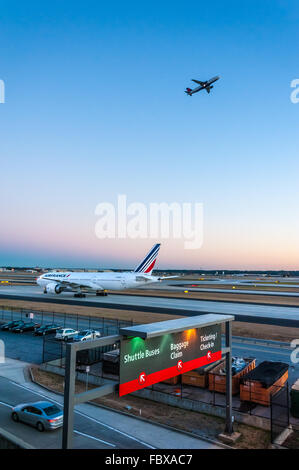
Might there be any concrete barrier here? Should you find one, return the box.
[0,427,34,449]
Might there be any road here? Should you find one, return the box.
[1,285,299,327]
[0,369,220,449]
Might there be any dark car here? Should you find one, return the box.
[1,320,24,331]
[11,321,41,333]
[34,324,61,336]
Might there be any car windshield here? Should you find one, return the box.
[78,331,89,336]
[43,405,61,416]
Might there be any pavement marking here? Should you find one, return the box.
[9,380,156,449]
[74,409,156,449]
[0,400,12,408]
[74,430,116,447]
[231,344,292,357]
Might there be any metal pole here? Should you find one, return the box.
[287,382,290,427]
[62,343,76,449]
[225,321,233,434]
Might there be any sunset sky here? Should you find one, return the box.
[1,1,299,270]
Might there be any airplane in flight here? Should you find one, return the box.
[185,75,220,96]
[36,243,174,297]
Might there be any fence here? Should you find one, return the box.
[270,384,289,443]
[0,305,135,336]
[43,335,120,366]
[148,374,281,423]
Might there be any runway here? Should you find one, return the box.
[146,283,299,297]
[162,279,299,290]
[1,285,299,327]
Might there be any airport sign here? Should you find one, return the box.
[119,324,222,396]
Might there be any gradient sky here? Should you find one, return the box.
[1,0,299,269]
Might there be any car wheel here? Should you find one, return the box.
[36,421,45,432]
[12,412,19,422]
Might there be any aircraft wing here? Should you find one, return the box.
[157,275,179,280]
[192,80,206,86]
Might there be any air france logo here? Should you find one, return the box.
[45,273,68,278]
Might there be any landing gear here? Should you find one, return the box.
[74,292,86,298]
[43,288,47,294]
[96,290,108,296]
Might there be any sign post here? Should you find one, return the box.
[86,365,90,392]
[225,320,233,434]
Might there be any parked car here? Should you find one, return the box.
[34,324,61,336]
[11,401,63,432]
[11,321,41,333]
[1,320,24,331]
[55,328,78,341]
[73,330,101,342]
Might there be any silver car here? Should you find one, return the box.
[11,401,63,432]
[73,329,101,342]
[55,328,78,341]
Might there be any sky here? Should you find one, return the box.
[0,0,299,270]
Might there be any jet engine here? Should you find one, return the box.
[45,283,63,294]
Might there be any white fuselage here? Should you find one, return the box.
[36,271,158,293]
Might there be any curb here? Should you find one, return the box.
[0,426,35,449]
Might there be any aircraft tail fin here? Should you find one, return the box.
[134,243,161,274]
[185,88,192,95]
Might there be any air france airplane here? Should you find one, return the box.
[37,243,172,297]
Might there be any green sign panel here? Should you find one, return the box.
[119,324,221,396]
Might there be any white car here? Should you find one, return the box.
[73,330,101,342]
[55,328,78,341]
